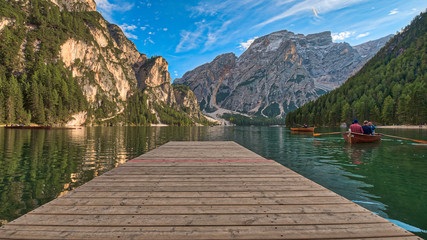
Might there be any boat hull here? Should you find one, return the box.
[291,128,315,132]
[343,132,381,143]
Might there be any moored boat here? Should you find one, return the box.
[5,125,52,130]
[343,132,381,143]
[291,127,315,132]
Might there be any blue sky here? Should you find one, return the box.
[95,0,426,80]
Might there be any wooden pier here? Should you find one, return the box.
[0,141,420,239]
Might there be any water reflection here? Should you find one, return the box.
[0,126,426,238]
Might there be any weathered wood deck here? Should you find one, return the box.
[0,141,420,239]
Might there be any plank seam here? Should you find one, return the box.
[6,222,391,227]
[28,211,369,216]
[129,159,274,162]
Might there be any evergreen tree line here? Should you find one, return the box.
[0,63,87,125]
[124,91,158,126]
[0,0,101,124]
[153,103,194,126]
[286,12,427,127]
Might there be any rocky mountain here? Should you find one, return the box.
[0,0,209,126]
[175,30,392,118]
[286,11,427,126]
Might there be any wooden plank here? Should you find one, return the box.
[125,161,279,166]
[73,185,321,192]
[8,212,389,226]
[100,174,301,178]
[104,168,294,174]
[29,204,365,215]
[46,196,362,206]
[0,141,417,240]
[91,177,304,182]
[108,166,287,171]
[83,181,316,187]
[0,224,418,240]
[64,190,339,198]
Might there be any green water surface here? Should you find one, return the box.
[0,126,426,238]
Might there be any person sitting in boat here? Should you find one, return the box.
[369,122,376,134]
[350,119,363,133]
[303,124,308,128]
[362,120,373,135]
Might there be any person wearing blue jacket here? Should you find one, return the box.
[362,120,373,135]
[369,122,376,134]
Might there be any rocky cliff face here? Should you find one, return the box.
[136,57,177,107]
[173,85,205,121]
[58,17,145,122]
[175,30,392,118]
[353,35,394,59]
[50,0,96,11]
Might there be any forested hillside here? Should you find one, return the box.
[0,0,89,124]
[286,11,427,126]
[0,0,209,126]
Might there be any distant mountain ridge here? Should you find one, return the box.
[175,30,392,119]
[286,11,427,126]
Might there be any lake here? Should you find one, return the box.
[0,126,426,238]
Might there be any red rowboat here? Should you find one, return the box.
[291,127,315,132]
[343,132,381,143]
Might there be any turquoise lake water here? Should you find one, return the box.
[0,126,426,238]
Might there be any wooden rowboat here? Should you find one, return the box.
[5,125,52,130]
[343,132,381,143]
[291,127,315,132]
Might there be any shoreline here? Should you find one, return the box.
[376,125,427,129]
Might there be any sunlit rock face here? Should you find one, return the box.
[49,0,97,11]
[175,30,392,118]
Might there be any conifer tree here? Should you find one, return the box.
[29,82,45,124]
[0,75,4,123]
[382,96,395,124]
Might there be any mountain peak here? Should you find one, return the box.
[176,29,391,118]
[306,31,333,45]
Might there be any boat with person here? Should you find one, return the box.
[291,127,315,132]
[343,132,382,144]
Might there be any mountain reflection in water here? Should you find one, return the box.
[0,126,426,238]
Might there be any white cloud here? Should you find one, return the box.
[141,27,147,31]
[176,0,268,53]
[163,28,168,31]
[176,29,204,53]
[312,7,319,18]
[144,37,155,45]
[174,71,178,77]
[254,0,366,29]
[190,0,263,18]
[348,9,417,34]
[203,20,232,51]
[331,31,354,41]
[120,24,137,31]
[356,32,370,39]
[94,0,134,22]
[119,23,138,39]
[389,8,399,15]
[239,37,258,50]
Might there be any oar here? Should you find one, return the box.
[313,132,342,137]
[380,134,427,144]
